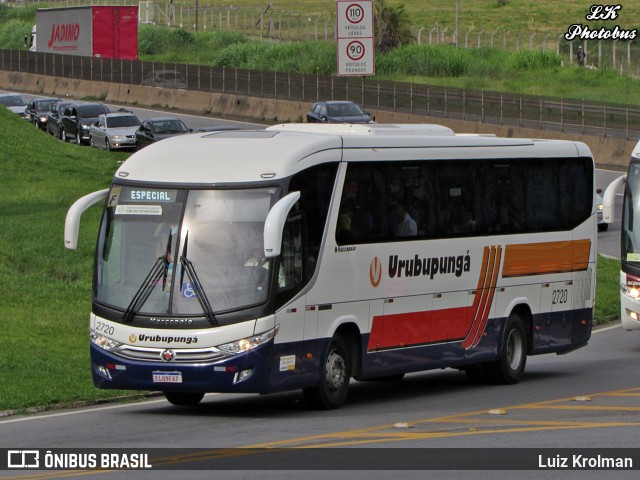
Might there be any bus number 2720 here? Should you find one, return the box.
[552,289,568,305]
[95,321,115,336]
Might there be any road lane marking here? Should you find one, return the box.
[237,386,640,449]
[3,386,640,478]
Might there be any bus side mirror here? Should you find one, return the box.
[603,175,626,224]
[263,191,301,258]
[64,189,109,250]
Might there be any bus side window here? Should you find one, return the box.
[287,163,338,280]
[276,214,305,306]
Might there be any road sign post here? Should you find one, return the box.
[336,0,375,76]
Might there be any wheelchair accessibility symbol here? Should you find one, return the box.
[182,282,197,298]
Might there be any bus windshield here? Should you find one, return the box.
[624,163,640,264]
[95,185,280,318]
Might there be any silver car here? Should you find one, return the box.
[0,92,28,119]
[89,111,141,151]
[596,189,608,231]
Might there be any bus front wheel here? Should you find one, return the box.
[483,313,527,384]
[303,335,351,409]
[164,391,205,406]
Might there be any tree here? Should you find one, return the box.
[374,0,414,53]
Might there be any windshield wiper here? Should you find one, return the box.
[179,232,218,326]
[122,232,172,323]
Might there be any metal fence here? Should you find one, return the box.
[8,0,640,74]
[3,49,640,141]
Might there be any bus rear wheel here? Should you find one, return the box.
[483,313,527,384]
[164,392,204,406]
[303,335,351,409]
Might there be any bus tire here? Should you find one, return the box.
[303,335,351,410]
[483,313,527,384]
[164,392,205,406]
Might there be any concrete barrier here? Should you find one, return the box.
[1,70,632,170]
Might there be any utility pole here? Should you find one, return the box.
[455,0,460,47]
[195,0,199,32]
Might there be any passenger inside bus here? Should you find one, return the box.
[394,204,417,237]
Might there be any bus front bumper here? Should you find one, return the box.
[90,343,273,394]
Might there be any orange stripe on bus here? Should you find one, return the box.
[470,245,502,348]
[463,246,493,349]
[502,240,591,278]
[463,245,502,349]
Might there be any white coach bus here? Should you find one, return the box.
[602,140,640,332]
[65,123,597,409]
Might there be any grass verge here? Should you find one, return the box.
[0,108,140,412]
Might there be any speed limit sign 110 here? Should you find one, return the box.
[336,0,374,38]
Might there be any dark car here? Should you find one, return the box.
[60,102,110,145]
[46,100,74,139]
[135,117,191,150]
[0,92,28,119]
[25,97,60,130]
[306,100,374,124]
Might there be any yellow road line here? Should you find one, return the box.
[4,386,640,479]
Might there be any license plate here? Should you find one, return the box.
[152,371,183,383]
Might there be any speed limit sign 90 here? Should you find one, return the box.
[347,40,365,60]
[337,37,374,75]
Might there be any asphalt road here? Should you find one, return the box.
[0,324,639,479]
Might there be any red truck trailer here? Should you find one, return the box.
[30,6,138,60]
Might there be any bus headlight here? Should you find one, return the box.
[218,326,278,355]
[621,284,640,300]
[90,332,122,351]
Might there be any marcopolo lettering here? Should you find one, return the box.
[150,317,194,327]
[388,251,471,280]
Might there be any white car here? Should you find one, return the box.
[89,111,141,151]
[596,189,607,231]
[596,188,609,232]
[0,92,28,119]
